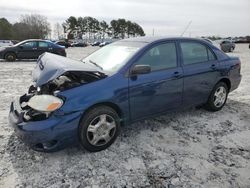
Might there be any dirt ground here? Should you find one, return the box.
[0,44,249,188]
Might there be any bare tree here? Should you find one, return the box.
[13,14,51,40]
[54,22,64,40]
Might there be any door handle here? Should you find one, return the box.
[172,71,182,78]
[32,48,37,50]
[210,64,216,70]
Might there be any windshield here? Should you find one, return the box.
[83,42,145,73]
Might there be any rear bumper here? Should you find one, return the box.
[59,50,66,57]
[61,52,66,57]
[8,97,81,152]
[230,74,242,92]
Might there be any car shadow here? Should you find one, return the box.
[16,59,37,62]
[0,59,37,63]
[5,98,250,187]
[120,98,249,142]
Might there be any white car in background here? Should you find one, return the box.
[0,40,13,47]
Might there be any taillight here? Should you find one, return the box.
[236,61,241,73]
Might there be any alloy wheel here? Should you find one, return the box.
[86,114,116,146]
[7,55,14,61]
[213,86,227,108]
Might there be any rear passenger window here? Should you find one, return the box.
[135,43,177,71]
[39,42,49,48]
[180,42,215,65]
[208,49,216,61]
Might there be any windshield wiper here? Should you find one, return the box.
[89,59,103,70]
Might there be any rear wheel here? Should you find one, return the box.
[205,82,228,111]
[79,106,121,152]
[229,46,234,52]
[5,52,16,62]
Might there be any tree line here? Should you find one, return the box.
[62,16,145,40]
[0,14,145,41]
[0,15,51,41]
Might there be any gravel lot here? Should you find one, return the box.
[0,44,250,188]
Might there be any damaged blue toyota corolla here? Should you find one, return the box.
[9,37,242,152]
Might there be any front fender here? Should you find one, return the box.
[56,73,130,121]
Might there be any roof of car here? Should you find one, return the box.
[121,36,209,44]
[21,39,52,43]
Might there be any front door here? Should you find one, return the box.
[17,41,39,59]
[129,42,183,121]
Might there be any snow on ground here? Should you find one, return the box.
[0,44,249,188]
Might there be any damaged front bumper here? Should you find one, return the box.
[8,96,82,152]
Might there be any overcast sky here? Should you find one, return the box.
[0,0,249,37]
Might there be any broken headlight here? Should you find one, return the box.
[28,95,64,112]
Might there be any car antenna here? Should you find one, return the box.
[180,21,192,37]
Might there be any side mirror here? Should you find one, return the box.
[19,45,24,49]
[131,64,151,75]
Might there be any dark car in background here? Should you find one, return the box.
[55,41,72,48]
[72,42,88,47]
[220,40,235,52]
[91,41,100,46]
[0,39,66,61]
[99,41,111,47]
[9,37,241,152]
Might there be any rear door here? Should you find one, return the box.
[37,41,53,56]
[179,41,220,107]
[129,42,183,121]
[17,41,39,59]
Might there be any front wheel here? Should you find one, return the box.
[205,82,228,111]
[5,52,16,62]
[78,106,121,152]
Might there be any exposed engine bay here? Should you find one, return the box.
[19,71,106,122]
[31,71,106,94]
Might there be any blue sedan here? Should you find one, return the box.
[9,37,242,152]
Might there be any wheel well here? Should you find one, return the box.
[219,78,231,91]
[82,102,123,122]
[4,51,16,58]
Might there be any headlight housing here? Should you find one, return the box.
[28,95,64,112]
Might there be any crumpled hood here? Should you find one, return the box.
[32,53,104,87]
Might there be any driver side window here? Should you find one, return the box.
[135,42,177,72]
[21,41,37,49]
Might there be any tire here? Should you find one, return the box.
[5,52,16,62]
[205,82,229,111]
[229,46,234,52]
[78,106,121,152]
